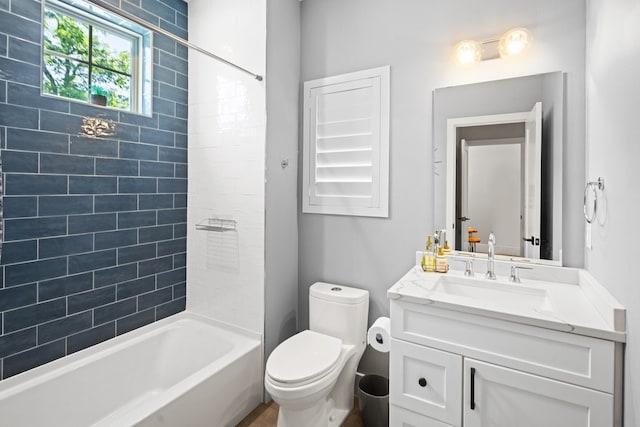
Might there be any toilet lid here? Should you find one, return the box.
[267,330,342,384]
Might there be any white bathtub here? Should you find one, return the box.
[0,312,262,427]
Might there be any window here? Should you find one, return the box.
[302,66,390,217]
[42,0,152,115]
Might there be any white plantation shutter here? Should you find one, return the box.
[303,66,390,217]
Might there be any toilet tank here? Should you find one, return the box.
[309,282,369,347]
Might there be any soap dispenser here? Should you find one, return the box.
[421,236,436,272]
[436,246,449,273]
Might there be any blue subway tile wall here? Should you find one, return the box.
[0,0,188,380]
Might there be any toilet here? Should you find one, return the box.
[265,282,369,427]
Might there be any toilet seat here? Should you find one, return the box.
[266,330,342,386]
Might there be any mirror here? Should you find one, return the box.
[433,72,564,264]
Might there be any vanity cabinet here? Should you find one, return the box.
[389,299,622,427]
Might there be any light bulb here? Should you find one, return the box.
[455,40,482,65]
[498,27,532,58]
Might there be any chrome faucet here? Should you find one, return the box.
[485,232,496,280]
[509,265,532,283]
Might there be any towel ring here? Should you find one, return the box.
[583,177,605,224]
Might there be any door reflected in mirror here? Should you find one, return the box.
[433,72,564,264]
[450,103,541,259]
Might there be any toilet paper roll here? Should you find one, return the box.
[367,316,391,353]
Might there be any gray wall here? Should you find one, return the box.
[299,0,585,375]
[586,0,640,423]
[265,0,300,385]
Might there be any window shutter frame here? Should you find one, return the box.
[302,66,390,217]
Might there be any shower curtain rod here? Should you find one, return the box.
[86,0,263,81]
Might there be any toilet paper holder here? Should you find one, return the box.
[375,333,384,344]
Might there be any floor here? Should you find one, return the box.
[237,398,364,427]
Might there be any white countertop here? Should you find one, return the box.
[388,263,626,343]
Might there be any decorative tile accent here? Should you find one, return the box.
[79,116,117,138]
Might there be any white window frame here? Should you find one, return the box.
[302,66,390,217]
[42,0,152,116]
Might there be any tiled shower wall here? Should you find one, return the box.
[0,0,188,380]
[187,0,265,334]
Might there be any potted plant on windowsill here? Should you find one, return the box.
[90,87,107,106]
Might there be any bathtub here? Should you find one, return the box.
[0,312,262,427]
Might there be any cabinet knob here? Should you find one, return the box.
[418,377,428,387]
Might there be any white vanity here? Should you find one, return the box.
[387,259,625,427]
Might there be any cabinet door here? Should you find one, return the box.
[463,359,613,427]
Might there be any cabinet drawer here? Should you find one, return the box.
[391,300,615,393]
[391,405,454,427]
[390,338,462,426]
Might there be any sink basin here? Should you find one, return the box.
[432,275,553,311]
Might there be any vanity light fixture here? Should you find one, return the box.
[455,27,532,65]
[499,27,532,57]
[454,40,482,65]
